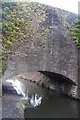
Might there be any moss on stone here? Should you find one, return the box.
[2,2,46,75]
[66,20,80,48]
[72,20,80,48]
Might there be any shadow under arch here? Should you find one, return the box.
[24,71,78,119]
[38,71,77,86]
[38,71,77,98]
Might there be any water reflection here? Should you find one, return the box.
[30,94,42,107]
[3,78,78,118]
[6,79,26,98]
[6,79,43,108]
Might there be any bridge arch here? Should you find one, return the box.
[39,71,76,85]
[2,5,79,99]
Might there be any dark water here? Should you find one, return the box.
[24,94,78,118]
[24,82,78,118]
[2,79,79,118]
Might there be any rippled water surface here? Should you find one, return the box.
[2,78,79,118]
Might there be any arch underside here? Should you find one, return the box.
[39,71,76,85]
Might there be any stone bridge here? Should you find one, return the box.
[3,5,80,99]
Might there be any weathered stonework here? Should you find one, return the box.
[78,48,80,98]
[3,5,80,99]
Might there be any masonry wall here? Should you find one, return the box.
[3,6,78,87]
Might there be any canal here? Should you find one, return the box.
[2,78,79,118]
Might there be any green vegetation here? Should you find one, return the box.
[1,60,7,75]
[2,2,46,52]
[2,2,47,75]
[66,20,80,48]
[72,20,80,48]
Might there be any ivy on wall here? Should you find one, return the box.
[1,2,47,75]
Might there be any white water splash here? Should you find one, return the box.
[6,79,42,108]
[30,94,42,107]
[6,79,26,97]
